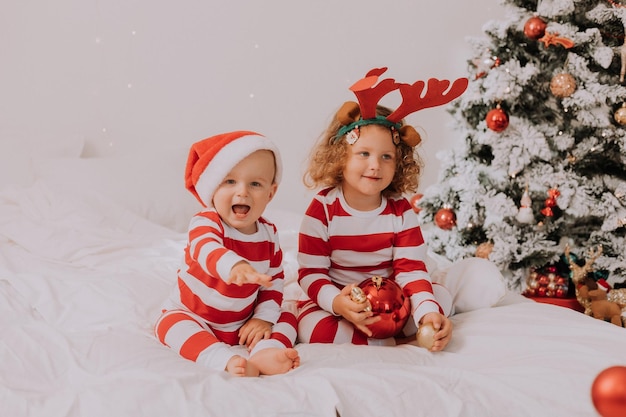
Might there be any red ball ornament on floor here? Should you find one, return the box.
[524,16,547,40]
[410,193,423,213]
[591,366,626,417]
[435,207,456,230]
[357,276,411,339]
[486,107,509,132]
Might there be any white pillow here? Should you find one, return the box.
[430,256,507,314]
[0,133,84,190]
[0,145,35,189]
[34,146,200,232]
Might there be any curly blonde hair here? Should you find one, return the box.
[303,105,423,198]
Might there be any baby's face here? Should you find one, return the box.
[212,150,277,234]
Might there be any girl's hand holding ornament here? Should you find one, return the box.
[418,312,453,352]
[333,284,380,337]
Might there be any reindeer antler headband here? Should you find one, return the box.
[334,67,469,147]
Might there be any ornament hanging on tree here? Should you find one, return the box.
[486,104,509,132]
[550,73,577,98]
[434,206,456,230]
[523,16,547,40]
[475,241,494,259]
[540,188,560,217]
[614,103,626,125]
[472,49,501,79]
[516,186,535,224]
[539,32,575,49]
[410,194,423,213]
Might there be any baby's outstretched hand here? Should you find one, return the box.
[332,284,380,337]
[228,262,273,287]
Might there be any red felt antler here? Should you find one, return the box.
[348,67,469,122]
[387,77,469,123]
[349,67,400,119]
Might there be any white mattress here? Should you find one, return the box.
[2,181,625,417]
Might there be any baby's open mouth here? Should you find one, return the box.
[232,204,250,214]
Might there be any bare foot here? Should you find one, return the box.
[225,355,260,377]
[248,348,300,375]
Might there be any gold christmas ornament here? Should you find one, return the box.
[416,323,436,350]
[550,73,577,98]
[614,103,626,125]
[475,242,494,259]
[566,153,577,164]
[349,286,372,312]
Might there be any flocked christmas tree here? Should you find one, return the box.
[417,0,626,292]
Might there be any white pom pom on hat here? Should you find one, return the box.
[185,130,282,207]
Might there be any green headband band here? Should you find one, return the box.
[335,116,402,143]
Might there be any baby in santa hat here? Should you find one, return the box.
[155,131,300,377]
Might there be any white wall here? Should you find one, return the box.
[0,0,504,214]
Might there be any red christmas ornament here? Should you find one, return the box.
[473,50,501,79]
[555,287,567,297]
[591,366,626,417]
[540,188,560,217]
[524,16,547,40]
[435,207,456,230]
[355,276,411,339]
[524,266,569,299]
[486,105,509,132]
[410,194,423,213]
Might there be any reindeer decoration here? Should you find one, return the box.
[565,245,626,326]
[564,245,603,315]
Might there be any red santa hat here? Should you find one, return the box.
[185,131,282,207]
[596,279,611,292]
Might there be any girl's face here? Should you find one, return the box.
[341,125,396,211]
[212,150,277,234]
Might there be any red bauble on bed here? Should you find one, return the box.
[591,366,626,417]
[355,276,411,339]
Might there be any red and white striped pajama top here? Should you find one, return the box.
[297,187,442,343]
[156,209,296,366]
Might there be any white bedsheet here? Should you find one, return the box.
[2,181,625,417]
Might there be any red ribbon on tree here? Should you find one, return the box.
[539,32,575,49]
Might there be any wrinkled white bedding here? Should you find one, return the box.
[2,181,625,417]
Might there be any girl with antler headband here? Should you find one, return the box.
[296,68,477,351]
